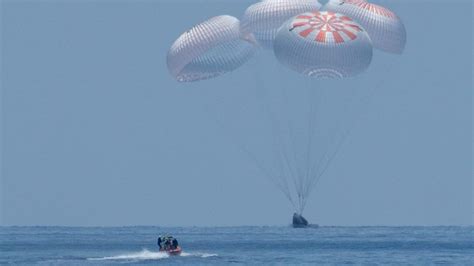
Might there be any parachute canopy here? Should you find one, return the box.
[274,11,373,78]
[324,0,406,54]
[165,1,406,215]
[167,15,257,82]
[241,0,322,49]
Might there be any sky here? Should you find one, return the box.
[1,0,472,226]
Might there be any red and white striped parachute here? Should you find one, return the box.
[241,0,322,49]
[167,15,257,82]
[165,2,406,217]
[324,0,406,54]
[274,11,373,78]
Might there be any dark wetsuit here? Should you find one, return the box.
[172,239,179,249]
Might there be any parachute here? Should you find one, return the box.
[241,0,322,49]
[166,1,406,218]
[167,15,257,82]
[273,11,373,78]
[324,0,406,54]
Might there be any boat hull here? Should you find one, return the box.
[160,246,182,256]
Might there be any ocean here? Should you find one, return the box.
[1,226,472,265]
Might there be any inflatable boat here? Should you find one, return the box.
[161,246,182,256]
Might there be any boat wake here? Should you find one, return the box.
[181,251,218,258]
[87,249,217,261]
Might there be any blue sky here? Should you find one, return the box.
[1,0,472,226]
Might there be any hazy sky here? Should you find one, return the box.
[1,0,472,226]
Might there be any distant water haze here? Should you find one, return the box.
[1,226,473,264]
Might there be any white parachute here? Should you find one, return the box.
[324,0,407,54]
[241,0,322,49]
[274,11,373,78]
[166,1,406,217]
[167,15,257,82]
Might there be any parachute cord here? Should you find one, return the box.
[303,127,350,211]
[199,56,297,210]
[272,139,292,204]
[278,78,305,198]
[253,61,300,210]
[304,86,357,204]
[303,63,396,208]
[279,94,301,209]
[306,87,353,196]
[272,132,297,210]
[303,127,350,210]
[303,82,323,201]
[255,73,302,209]
[302,87,333,202]
[306,80,365,201]
[204,105,297,210]
[278,78,308,213]
[304,86,314,196]
[273,155,297,211]
[255,67,298,210]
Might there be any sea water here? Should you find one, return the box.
[1,226,472,265]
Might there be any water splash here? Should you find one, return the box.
[87,249,168,261]
[181,252,218,258]
[87,249,218,261]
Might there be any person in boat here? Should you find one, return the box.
[171,238,179,249]
[158,236,169,250]
[157,235,178,251]
[157,236,164,249]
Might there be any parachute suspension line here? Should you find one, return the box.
[254,71,302,210]
[269,121,293,207]
[304,85,313,198]
[252,63,299,210]
[286,79,309,214]
[309,87,353,175]
[272,96,301,212]
[278,88,302,213]
[303,88,355,209]
[298,89,346,211]
[203,104,297,211]
[200,63,297,210]
[277,77,306,213]
[305,82,362,198]
[276,156,297,210]
[302,63,397,210]
[302,80,323,208]
[302,127,351,212]
[296,82,325,214]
